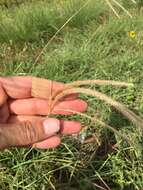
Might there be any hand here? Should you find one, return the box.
[0,76,87,149]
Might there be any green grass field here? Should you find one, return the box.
[0,0,143,189]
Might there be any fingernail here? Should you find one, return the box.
[43,118,60,136]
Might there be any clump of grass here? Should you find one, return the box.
[0,0,41,8]
[0,1,60,43]
[59,0,108,28]
[0,0,109,43]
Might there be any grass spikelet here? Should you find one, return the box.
[49,80,143,131]
[65,79,134,88]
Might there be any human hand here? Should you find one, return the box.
[0,76,87,149]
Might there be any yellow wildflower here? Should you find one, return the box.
[128,31,136,38]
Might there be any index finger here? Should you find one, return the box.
[0,76,65,99]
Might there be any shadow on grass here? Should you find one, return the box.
[96,110,131,159]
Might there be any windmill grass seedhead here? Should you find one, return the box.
[32,77,143,143]
[47,79,143,141]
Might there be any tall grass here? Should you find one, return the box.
[0,0,109,43]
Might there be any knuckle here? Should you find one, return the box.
[22,121,38,144]
[0,127,9,149]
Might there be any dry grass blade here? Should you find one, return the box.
[95,171,112,190]
[51,87,143,129]
[54,108,130,142]
[92,182,109,190]
[111,0,132,18]
[130,0,136,4]
[65,80,133,89]
[104,0,120,18]
[31,0,91,70]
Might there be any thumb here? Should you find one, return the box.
[0,118,60,149]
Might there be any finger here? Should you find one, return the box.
[0,103,9,123]
[8,116,82,135]
[9,98,87,115]
[32,77,78,100]
[60,120,82,134]
[33,136,61,149]
[0,118,60,149]
[62,93,78,101]
[0,83,7,106]
[0,76,76,100]
[0,83,8,123]
[0,76,32,99]
[52,100,87,115]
